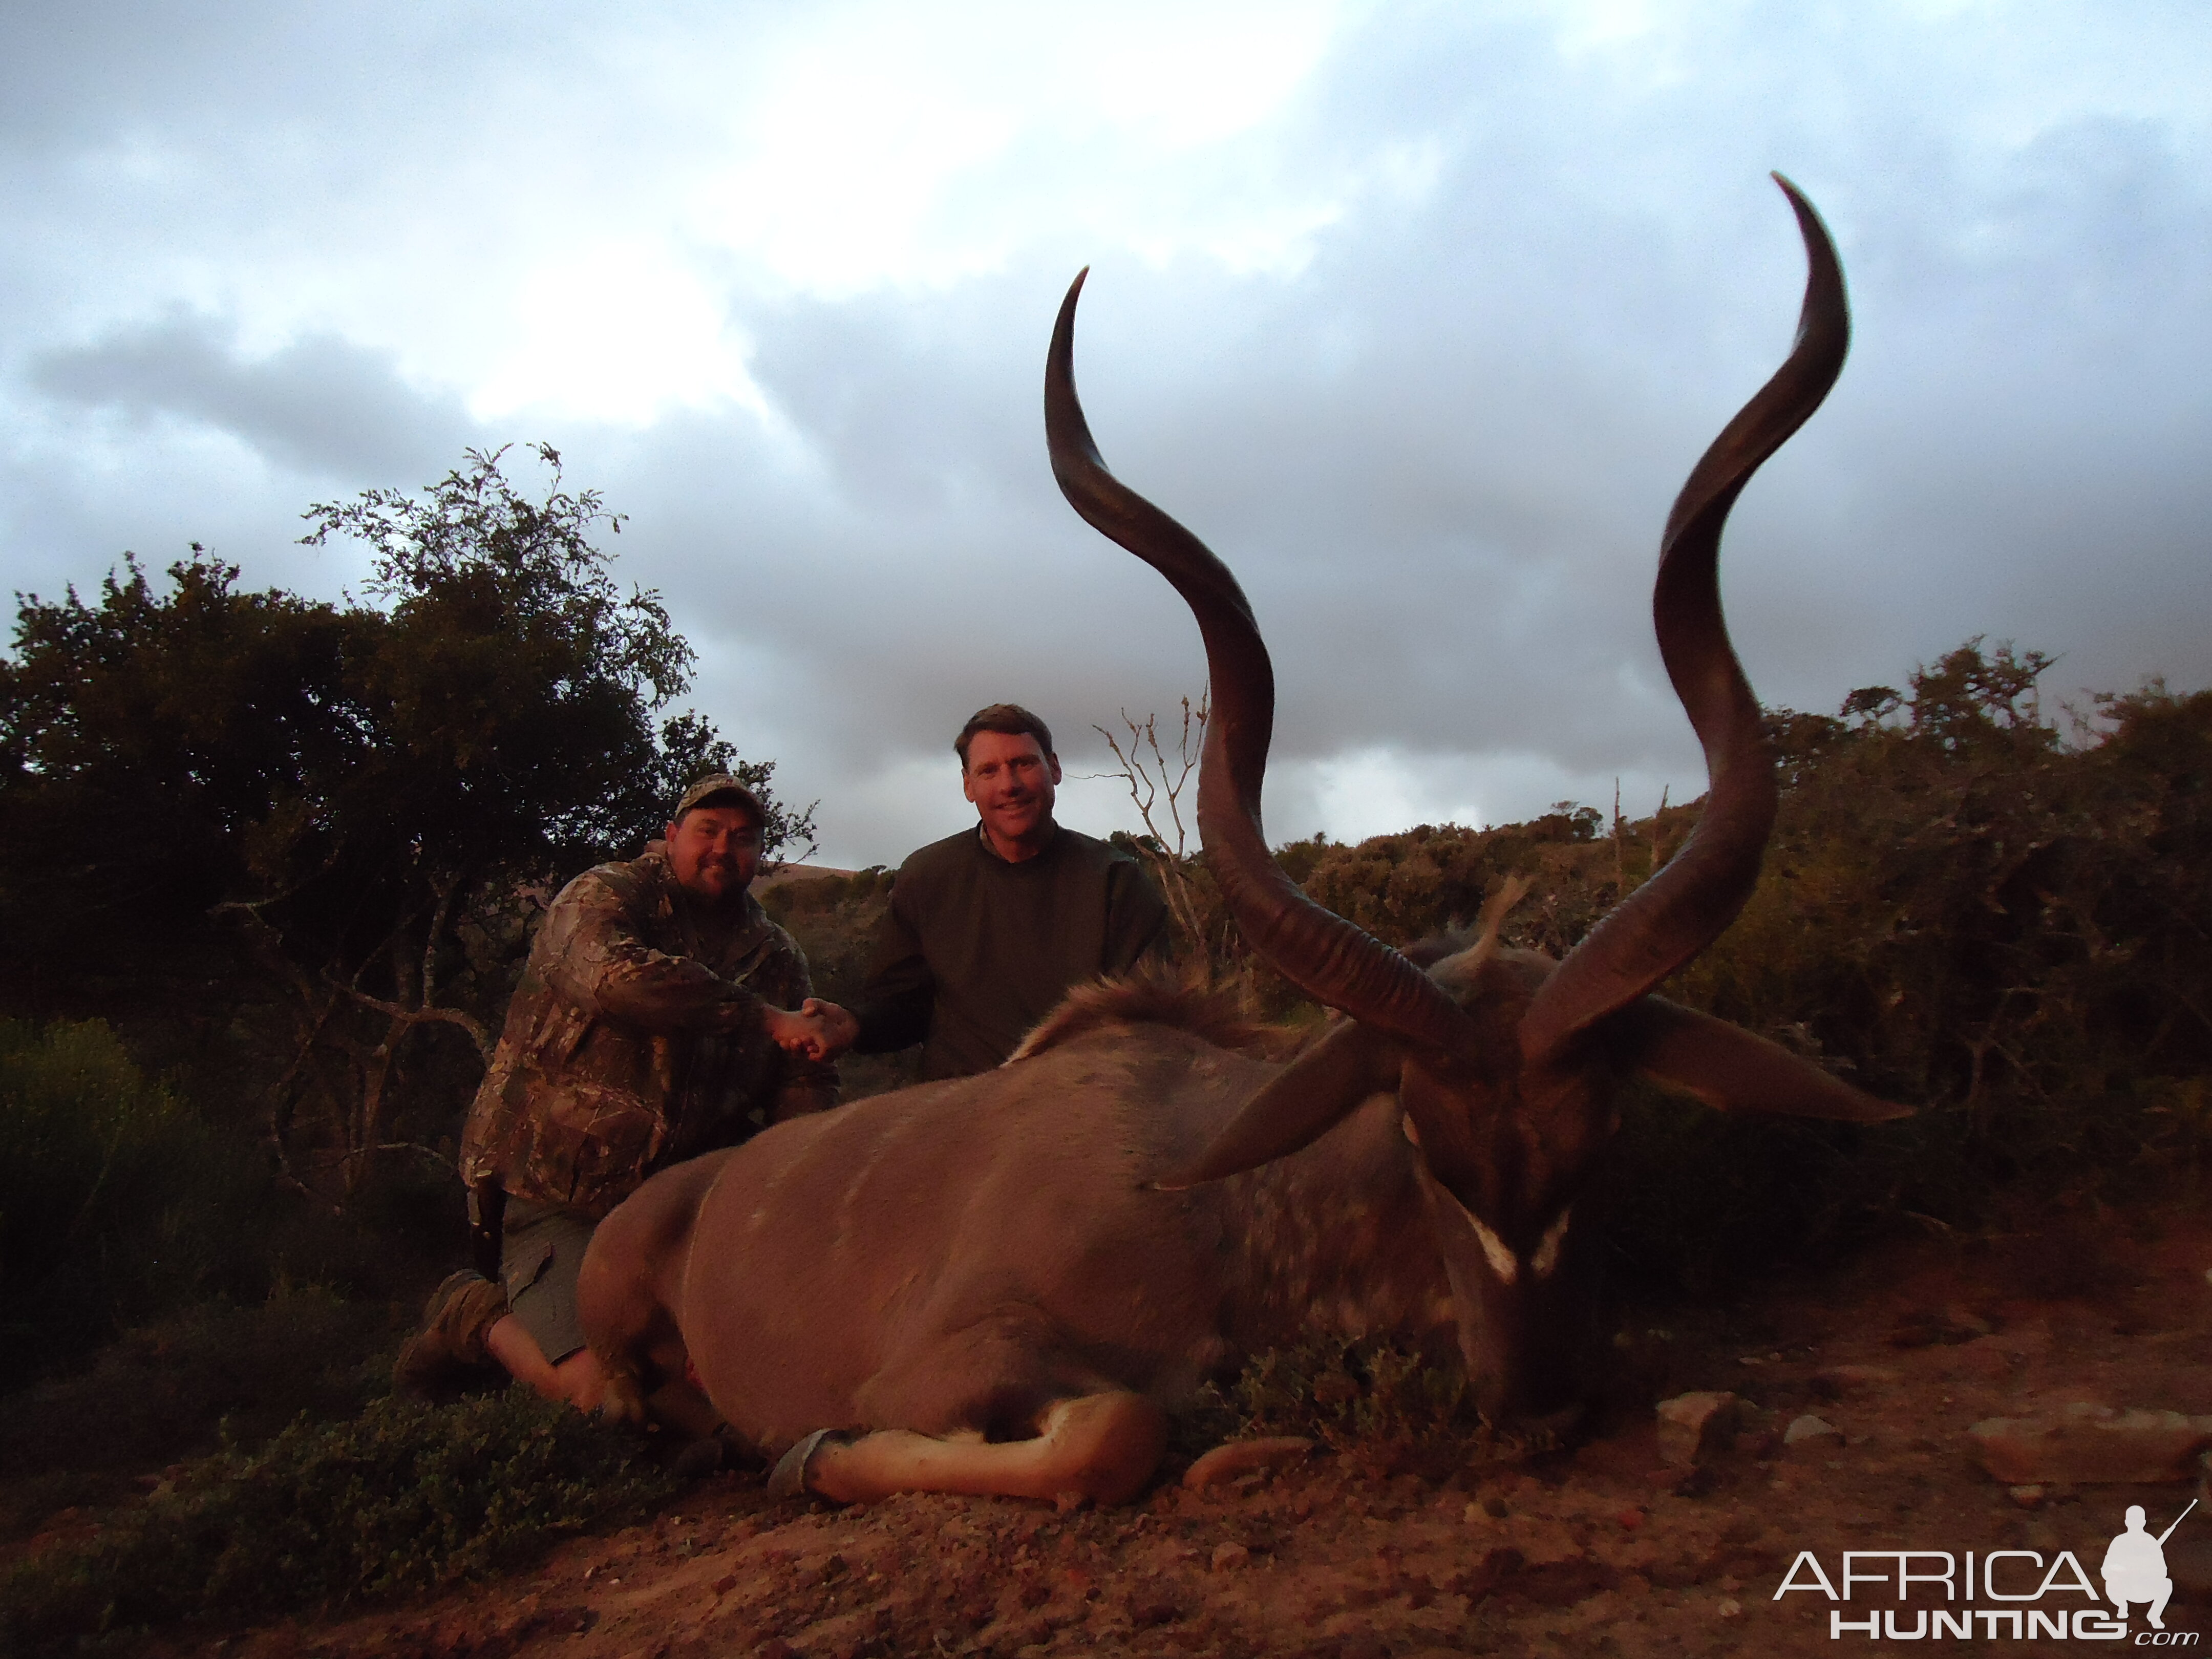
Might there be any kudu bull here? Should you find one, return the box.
[580,176,1908,1506]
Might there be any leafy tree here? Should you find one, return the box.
[1,445,812,1201]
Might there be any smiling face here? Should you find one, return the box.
[665,803,763,907]
[962,729,1061,861]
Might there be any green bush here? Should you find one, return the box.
[1203,1338,1473,1447]
[0,1020,267,1384]
[0,1391,677,1653]
[1626,668,2212,1282]
[1179,1337,1554,1476]
[1280,654,2212,1288]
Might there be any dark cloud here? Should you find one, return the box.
[32,314,481,484]
[591,122,2212,860]
[2,2,2207,866]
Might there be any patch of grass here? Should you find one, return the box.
[1182,1338,1552,1474]
[0,1390,677,1655]
[0,1285,401,1518]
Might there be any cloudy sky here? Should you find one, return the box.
[4,1,2206,868]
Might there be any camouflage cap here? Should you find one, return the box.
[673,774,767,825]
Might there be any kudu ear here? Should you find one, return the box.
[1609,997,1912,1123]
[1157,1018,1402,1189]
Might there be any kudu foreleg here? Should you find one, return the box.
[778,1391,1169,1507]
[576,1149,734,1428]
[774,1312,1173,1505]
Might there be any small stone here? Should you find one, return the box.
[1968,1406,2212,1484]
[1210,1542,1251,1571]
[1717,1597,1743,1619]
[1655,1391,1741,1469]
[1784,1414,1843,1448]
[2008,1484,2045,1508]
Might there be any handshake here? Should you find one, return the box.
[762,997,862,1062]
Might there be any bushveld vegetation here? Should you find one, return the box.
[0,450,799,1644]
[0,1020,267,1388]
[0,1392,675,1654]
[2,446,2205,1642]
[0,444,812,1215]
[1016,644,2211,1291]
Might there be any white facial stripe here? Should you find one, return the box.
[1412,1125,1534,1287]
[1458,1201,1518,1284]
[1434,1177,1569,1287]
[1530,1206,1572,1279]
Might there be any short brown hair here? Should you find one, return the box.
[954,703,1054,769]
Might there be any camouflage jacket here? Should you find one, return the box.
[459,844,837,1219]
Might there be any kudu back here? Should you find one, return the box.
[580,176,1909,1506]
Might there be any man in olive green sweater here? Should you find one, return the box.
[809,703,1168,1079]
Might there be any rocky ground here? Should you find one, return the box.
[67,1204,2211,1659]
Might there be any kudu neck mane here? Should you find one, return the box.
[1010,956,1542,1351]
[1214,1093,1453,1350]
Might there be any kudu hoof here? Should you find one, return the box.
[767,1428,847,1500]
[595,1366,652,1428]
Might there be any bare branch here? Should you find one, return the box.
[1092,692,1213,954]
[330,979,495,1060]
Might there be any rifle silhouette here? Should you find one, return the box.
[2158,1500,2197,1547]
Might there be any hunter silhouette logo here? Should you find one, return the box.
[1775,1498,2200,1640]
[2107,1501,2194,1631]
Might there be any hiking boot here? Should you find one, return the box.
[393,1270,509,1398]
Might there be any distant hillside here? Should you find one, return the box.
[754,862,862,891]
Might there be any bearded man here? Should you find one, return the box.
[396,775,836,1426]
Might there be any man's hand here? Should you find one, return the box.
[800,997,861,1060]
[762,1004,832,1059]
[761,1001,859,1061]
